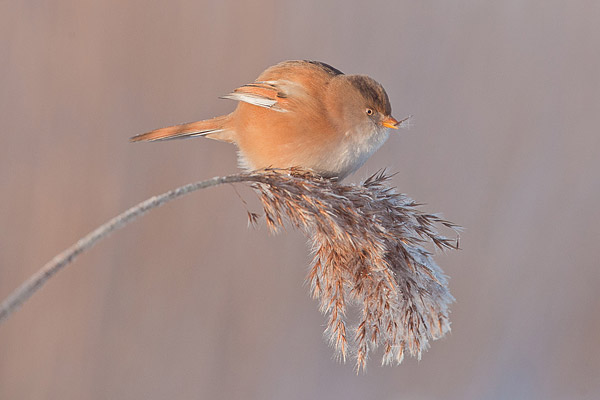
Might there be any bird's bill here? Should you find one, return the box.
[381,116,400,129]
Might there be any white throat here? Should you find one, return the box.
[324,125,391,180]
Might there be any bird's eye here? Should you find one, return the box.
[366,108,374,116]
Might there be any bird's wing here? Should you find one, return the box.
[220,80,296,112]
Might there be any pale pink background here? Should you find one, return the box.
[1,1,599,399]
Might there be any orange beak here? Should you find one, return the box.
[381,116,400,129]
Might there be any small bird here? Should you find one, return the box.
[131,60,404,180]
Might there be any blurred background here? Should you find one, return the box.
[1,1,599,399]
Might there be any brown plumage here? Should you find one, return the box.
[131,60,404,180]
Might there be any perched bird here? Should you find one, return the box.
[131,60,405,180]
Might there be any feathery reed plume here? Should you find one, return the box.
[0,168,458,373]
[248,169,459,371]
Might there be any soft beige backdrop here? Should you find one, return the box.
[1,1,599,399]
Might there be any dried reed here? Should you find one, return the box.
[0,168,458,373]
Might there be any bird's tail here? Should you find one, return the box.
[130,114,234,143]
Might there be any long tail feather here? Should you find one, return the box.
[130,115,232,142]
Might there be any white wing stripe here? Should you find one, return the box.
[220,93,288,112]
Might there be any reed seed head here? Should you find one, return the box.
[242,168,459,372]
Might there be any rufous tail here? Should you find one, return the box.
[130,114,234,143]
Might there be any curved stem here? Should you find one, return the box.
[0,173,249,325]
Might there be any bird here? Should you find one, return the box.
[131,60,405,180]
